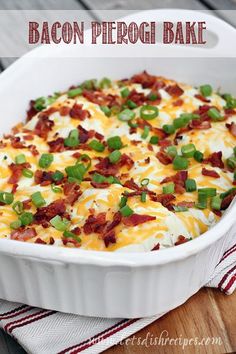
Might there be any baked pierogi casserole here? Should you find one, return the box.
[0,71,236,252]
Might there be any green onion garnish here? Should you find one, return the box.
[181,144,196,158]
[76,154,92,171]
[52,170,64,182]
[0,192,14,205]
[120,87,130,98]
[108,150,121,164]
[149,136,159,145]
[173,205,189,212]
[198,188,216,197]
[10,220,22,230]
[226,157,236,169]
[163,182,175,194]
[63,230,81,242]
[12,201,24,215]
[207,108,223,121]
[107,136,122,150]
[220,188,236,199]
[173,156,189,170]
[31,191,46,208]
[119,196,128,208]
[166,146,177,158]
[51,184,62,193]
[15,154,26,165]
[211,195,222,210]
[234,147,236,157]
[39,153,54,169]
[88,139,105,152]
[22,168,33,178]
[173,117,188,129]
[99,77,111,89]
[50,215,70,231]
[67,87,83,98]
[196,192,207,209]
[64,129,80,148]
[163,124,175,135]
[194,150,204,162]
[200,84,212,97]
[65,163,86,182]
[19,212,33,226]
[147,92,158,101]
[185,179,197,192]
[120,205,134,217]
[141,192,147,203]
[140,105,158,120]
[140,178,150,186]
[222,94,236,109]
[127,100,137,109]
[141,126,150,139]
[100,106,111,117]
[118,109,135,122]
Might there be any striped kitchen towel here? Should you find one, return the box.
[0,240,235,354]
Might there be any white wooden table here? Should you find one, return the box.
[0,1,235,353]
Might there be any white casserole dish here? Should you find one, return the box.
[0,9,235,318]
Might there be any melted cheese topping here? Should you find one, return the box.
[0,75,235,252]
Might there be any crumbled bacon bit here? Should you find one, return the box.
[59,106,71,116]
[34,114,54,139]
[165,84,184,97]
[71,227,81,235]
[48,137,65,153]
[23,134,34,141]
[94,157,118,176]
[158,139,172,147]
[203,151,224,169]
[151,193,176,208]
[175,235,189,246]
[194,94,210,103]
[10,136,26,149]
[22,199,31,210]
[8,163,31,184]
[189,120,211,130]
[78,125,94,143]
[156,151,172,165]
[151,243,160,251]
[130,71,157,88]
[90,181,110,189]
[202,167,220,178]
[226,122,236,137]
[83,213,107,234]
[63,182,82,205]
[11,184,18,194]
[103,230,116,248]
[221,190,236,210]
[126,89,146,107]
[122,214,156,226]
[105,212,122,233]
[34,170,54,186]
[35,238,46,244]
[49,237,55,245]
[172,99,184,107]
[28,144,39,156]
[70,103,91,120]
[34,199,67,226]
[26,100,38,121]
[176,201,195,208]
[11,227,37,241]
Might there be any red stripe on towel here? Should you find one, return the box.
[223,274,236,293]
[7,311,56,334]
[0,305,31,320]
[218,264,236,290]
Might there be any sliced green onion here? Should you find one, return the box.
[92,173,106,183]
[163,124,175,135]
[128,121,138,128]
[173,156,189,170]
[220,188,236,199]
[149,136,159,145]
[200,84,212,97]
[118,109,135,122]
[140,178,150,186]
[99,77,111,89]
[222,94,236,109]
[127,100,137,109]
[31,191,46,208]
[39,153,54,169]
[198,188,216,197]
[110,105,121,116]
[22,168,33,178]
[12,201,24,215]
[211,195,222,210]
[65,163,86,181]
[181,144,196,158]
[67,87,83,98]
[234,146,236,157]
[234,171,236,181]
[19,212,33,226]
[50,215,69,231]
[81,79,97,90]
[52,170,64,182]
[140,105,158,120]
[15,154,26,165]
[51,184,62,193]
[147,92,158,101]
[108,150,121,164]
[120,205,134,217]
[141,192,147,203]
[226,157,236,169]
[63,230,81,242]
[194,150,204,162]
[119,196,127,208]
[166,146,177,158]
[100,105,111,117]
[0,192,14,205]
[76,154,91,171]
[64,129,80,148]
[207,108,223,121]
[173,205,189,212]
[141,126,150,139]
[88,139,105,152]
[173,117,188,129]
[10,220,22,230]
[120,87,130,98]
[107,136,122,150]
[185,179,197,192]
[163,182,175,194]
[196,192,207,209]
